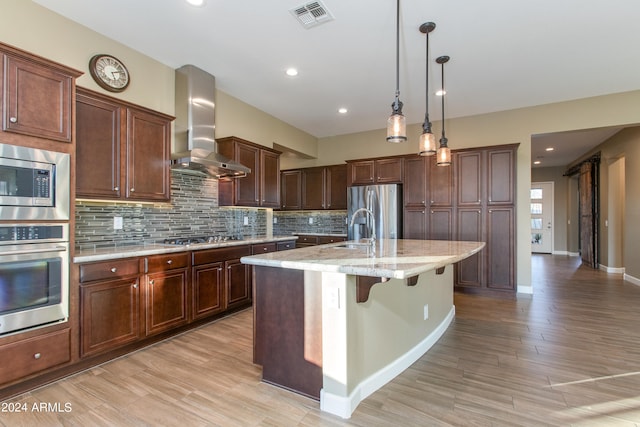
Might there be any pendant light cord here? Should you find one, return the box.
[440,60,446,141]
[424,28,430,131]
[394,0,400,108]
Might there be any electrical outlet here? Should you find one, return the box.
[327,288,340,309]
[423,304,429,320]
[273,217,278,224]
[113,216,123,230]
[309,217,314,225]
[243,216,249,226]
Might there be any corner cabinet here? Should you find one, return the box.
[76,87,173,202]
[347,157,404,186]
[0,42,82,144]
[280,164,347,211]
[217,136,281,208]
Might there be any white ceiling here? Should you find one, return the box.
[34,0,640,167]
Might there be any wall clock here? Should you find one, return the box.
[89,54,130,92]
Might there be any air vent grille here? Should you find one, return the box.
[290,1,334,28]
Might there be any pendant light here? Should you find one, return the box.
[436,55,451,166]
[386,0,406,143]
[418,22,436,156]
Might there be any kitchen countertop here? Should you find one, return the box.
[241,238,485,279]
[74,235,297,263]
[292,232,347,237]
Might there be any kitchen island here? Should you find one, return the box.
[241,238,485,418]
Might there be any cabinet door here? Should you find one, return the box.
[261,150,280,207]
[375,158,404,183]
[404,156,427,207]
[146,269,188,336]
[192,262,225,320]
[428,208,453,241]
[403,208,426,239]
[80,278,140,357]
[76,91,121,198]
[2,54,73,142]
[302,167,326,210]
[487,148,516,205]
[281,170,302,210]
[326,164,347,209]
[126,108,171,201]
[236,143,260,206]
[487,207,515,289]
[349,160,375,186]
[455,208,484,288]
[429,156,453,206]
[226,258,251,309]
[457,151,483,206]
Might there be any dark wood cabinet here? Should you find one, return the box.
[403,156,427,208]
[281,170,302,210]
[226,257,251,310]
[76,87,172,202]
[145,253,189,336]
[455,208,484,288]
[295,234,346,248]
[281,164,347,211]
[403,208,427,239]
[192,260,224,320]
[0,43,81,144]
[429,207,453,241]
[429,157,454,207]
[487,206,516,289]
[347,157,404,186]
[218,136,281,208]
[456,151,483,206]
[79,258,142,357]
[277,240,296,251]
[487,148,516,205]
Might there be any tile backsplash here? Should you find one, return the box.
[273,210,348,236]
[75,170,266,249]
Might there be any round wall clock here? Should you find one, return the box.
[89,54,130,92]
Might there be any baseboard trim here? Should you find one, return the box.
[624,273,640,286]
[320,305,456,419]
[599,264,625,274]
[551,250,580,256]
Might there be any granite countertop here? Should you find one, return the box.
[292,232,348,237]
[74,235,298,263]
[241,238,485,279]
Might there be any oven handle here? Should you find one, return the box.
[0,245,68,256]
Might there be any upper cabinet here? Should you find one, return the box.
[0,42,82,145]
[280,164,347,211]
[217,136,281,208]
[76,87,173,202]
[347,157,404,186]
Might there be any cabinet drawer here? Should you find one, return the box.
[192,245,251,266]
[252,243,277,254]
[277,241,296,251]
[317,236,346,245]
[296,235,319,245]
[0,329,70,384]
[146,252,189,272]
[79,258,140,283]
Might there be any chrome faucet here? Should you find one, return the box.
[349,208,376,244]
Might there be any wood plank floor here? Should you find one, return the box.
[3,255,640,426]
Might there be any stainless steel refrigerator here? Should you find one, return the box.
[347,184,402,240]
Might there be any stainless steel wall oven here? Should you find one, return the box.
[0,223,69,335]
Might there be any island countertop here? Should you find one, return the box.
[241,238,485,279]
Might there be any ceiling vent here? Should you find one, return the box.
[290,1,334,28]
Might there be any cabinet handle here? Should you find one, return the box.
[114,186,119,191]
[33,353,41,360]
[132,283,138,289]
[131,188,135,192]
[150,279,155,285]
[263,247,268,251]
[110,267,117,273]
[421,211,425,214]
[9,117,17,123]
[167,259,173,265]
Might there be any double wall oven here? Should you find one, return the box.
[0,143,70,335]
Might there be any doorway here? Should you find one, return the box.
[531,182,554,254]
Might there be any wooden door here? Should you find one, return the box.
[192,263,224,320]
[375,158,404,183]
[235,143,260,206]
[403,208,426,239]
[302,167,326,209]
[145,269,188,336]
[429,208,453,241]
[429,156,453,206]
[487,148,515,205]
[226,258,251,309]
[457,151,483,206]
[403,156,427,207]
[260,149,280,207]
[579,161,599,268]
[456,208,484,288]
[349,160,375,186]
[487,207,515,289]
[281,170,302,210]
[76,90,122,199]
[326,164,347,209]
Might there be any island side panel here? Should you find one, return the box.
[252,265,323,400]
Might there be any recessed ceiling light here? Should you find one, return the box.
[436,90,446,96]
[286,68,298,77]
[186,0,205,6]
[545,147,554,151]
[338,107,348,114]
[533,160,541,165]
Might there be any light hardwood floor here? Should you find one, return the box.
[3,255,640,426]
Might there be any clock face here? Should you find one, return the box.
[89,54,130,92]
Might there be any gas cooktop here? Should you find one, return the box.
[162,235,244,246]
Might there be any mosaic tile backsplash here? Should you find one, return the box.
[273,210,348,236]
[75,170,267,249]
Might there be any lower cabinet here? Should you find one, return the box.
[145,253,189,336]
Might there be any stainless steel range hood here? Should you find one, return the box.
[171,64,250,178]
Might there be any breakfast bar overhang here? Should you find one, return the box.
[241,239,485,419]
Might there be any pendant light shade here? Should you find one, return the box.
[386,0,407,143]
[418,22,436,156]
[436,55,451,166]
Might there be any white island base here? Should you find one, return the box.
[243,239,484,419]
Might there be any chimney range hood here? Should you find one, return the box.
[171,64,250,178]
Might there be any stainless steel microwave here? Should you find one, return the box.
[0,143,70,220]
